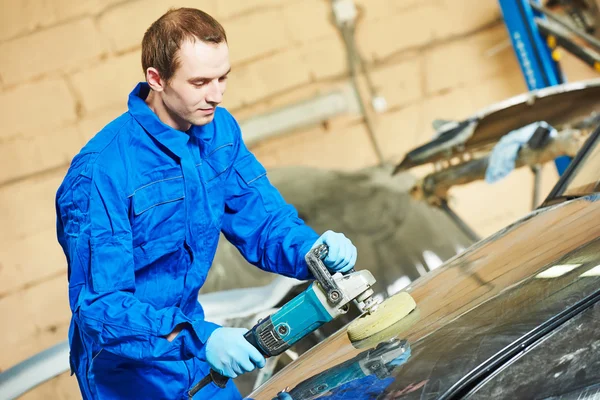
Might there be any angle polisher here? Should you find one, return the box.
[189,244,381,397]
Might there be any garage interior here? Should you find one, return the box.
[2,0,600,399]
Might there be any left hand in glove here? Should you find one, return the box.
[311,230,357,273]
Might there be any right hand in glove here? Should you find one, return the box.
[205,327,266,378]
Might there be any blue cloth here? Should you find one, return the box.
[485,121,556,184]
[320,375,395,400]
[55,82,319,399]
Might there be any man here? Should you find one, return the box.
[55,7,357,400]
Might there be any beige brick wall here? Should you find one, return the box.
[0,18,111,85]
[0,1,597,398]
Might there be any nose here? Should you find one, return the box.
[206,80,223,105]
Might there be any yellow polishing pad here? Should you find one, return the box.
[347,291,416,342]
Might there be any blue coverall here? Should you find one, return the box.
[55,82,319,399]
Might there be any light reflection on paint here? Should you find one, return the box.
[423,250,443,271]
[387,276,412,296]
[415,262,427,276]
[535,264,582,279]
[455,245,466,255]
[580,265,600,277]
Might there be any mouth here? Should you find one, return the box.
[198,107,215,115]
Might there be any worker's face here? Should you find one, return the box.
[162,39,230,127]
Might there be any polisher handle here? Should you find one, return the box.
[305,244,344,307]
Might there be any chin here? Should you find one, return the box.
[191,113,215,127]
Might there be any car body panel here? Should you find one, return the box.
[249,194,600,399]
[393,78,600,173]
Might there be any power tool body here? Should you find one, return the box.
[245,244,379,356]
[189,244,379,397]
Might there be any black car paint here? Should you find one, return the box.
[260,127,600,400]
[274,236,600,399]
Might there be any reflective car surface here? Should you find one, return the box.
[249,128,600,399]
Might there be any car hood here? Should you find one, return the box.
[393,78,600,173]
[250,194,600,399]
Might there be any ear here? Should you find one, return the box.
[146,67,165,92]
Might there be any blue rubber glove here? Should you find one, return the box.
[205,327,266,378]
[311,230,357,273]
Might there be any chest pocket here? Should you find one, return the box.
[130,176,186,248]
[199,143,234,228]
[201,143,234,185]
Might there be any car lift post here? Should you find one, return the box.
[498,0,572,175]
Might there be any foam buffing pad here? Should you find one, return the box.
[347,291,416,342]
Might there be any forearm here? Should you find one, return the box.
[222,133,319,279]
[259,206,319,279]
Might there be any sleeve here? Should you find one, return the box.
[220,129,320,281]
[57,164,219,362]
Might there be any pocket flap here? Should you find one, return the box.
[202,142,234,183]
[132,177,184,216]
[90,236,135,292]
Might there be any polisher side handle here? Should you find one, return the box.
[305,244,344,307]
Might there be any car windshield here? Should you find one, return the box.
[252,195,600,399]
[384,239,600,400]
[260,238,600,400]
[465,299,600,400]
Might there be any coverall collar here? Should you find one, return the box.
[128,82,208,159]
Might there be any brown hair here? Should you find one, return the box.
[142,8,227,83]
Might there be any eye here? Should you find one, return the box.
[192,81,206,87]
[219,76,228,82]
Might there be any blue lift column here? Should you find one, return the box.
[498,0,571,175]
